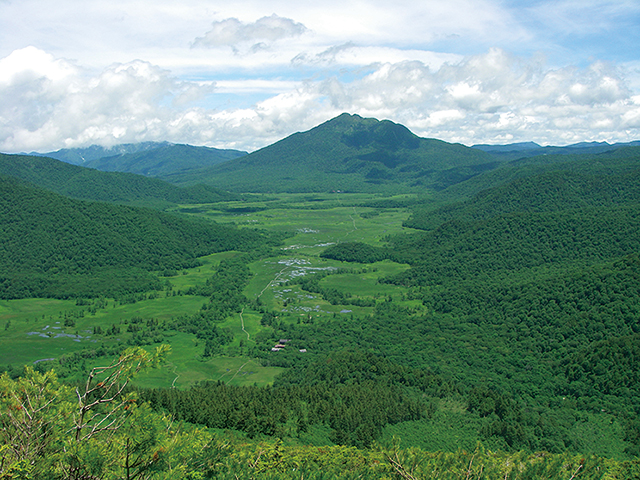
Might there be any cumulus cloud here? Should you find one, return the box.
[192,14,308,54]
[0,47,211,151]
[317,49,635,145]
[2,46,640,154]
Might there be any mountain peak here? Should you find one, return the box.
[315,113,420,151]
[177,113,495,192]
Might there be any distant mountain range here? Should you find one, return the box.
[31,142,247,178]
[471,139,640,159]
[29,141,174,164]
[11,113,640,194]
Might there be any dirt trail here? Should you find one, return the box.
[350,206,359,230]
[237,265,289,346]
[170,364,180,388]
[226,361,250,384]
[344,205,359,238]
[239,307,252,342]
[258,266,289,298]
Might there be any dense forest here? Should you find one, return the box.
[0,153,236,207]
[3,348,640,479]
[0,175,276,299]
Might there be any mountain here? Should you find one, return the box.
[0,153,237,207]
[472,139,640,160]
[162,113,499,193]
[406,166,640,231]
[472,141,542,153]
[430,145,640,203]
[83,143,247,177]
[34,142,246,178]
[0,174,267,299]
[32,142,172,165]
[379,147,640,291]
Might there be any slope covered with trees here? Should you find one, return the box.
[0,153,236,207]
[0,175,271,299]
[269,156,640,455]
[428,146,640,204]
[164,113,499,193]
[4,350,637,479]
[84,143,246,177]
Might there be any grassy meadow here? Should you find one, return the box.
[0,193,419,389]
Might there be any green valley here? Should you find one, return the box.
[2,114,640,478]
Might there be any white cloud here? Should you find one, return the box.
[192,14,308,53]
[0,46,77,84]
[2,46,640,154]
[0,48,207,151]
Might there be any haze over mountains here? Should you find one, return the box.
[472,139,640,160]
[33,142,247,178]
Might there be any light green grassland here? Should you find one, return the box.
[0,295,206,366]
[133,333,284,389]
[320,261,422,303]
[1,193,418,388]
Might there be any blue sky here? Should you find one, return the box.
[1,0,639,152]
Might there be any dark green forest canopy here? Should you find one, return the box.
[0,153,236,206]
[5,360,639,480]
[429,145,640,204]
[255,256,640,453]
[163,113,499,193]
[0,176,275,299]
[387,203,640,286]
[135,351,452,447]
[320,241,388,263]
[240,157,640,454]
[83,143,246,177]
[407,168,640,231]
[379,154,640,287]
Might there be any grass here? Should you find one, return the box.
[133,333,284,389]
[320,261,412,298]
[1,193,417,388]
[0,295,206,365]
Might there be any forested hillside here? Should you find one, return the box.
[0,175,271,299]
[429,146,640,203]
[163,113,499,192]
[84,143,246,177]
[4,351,638,479]
[0,153,236,207]
[406,168,640,231]
[303,156,640,455]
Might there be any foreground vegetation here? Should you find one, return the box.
[3,352,639,479]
